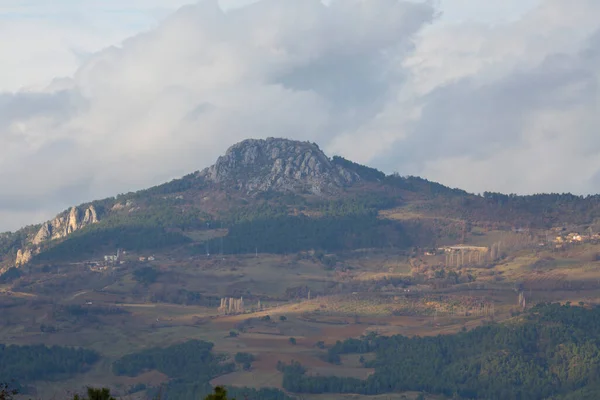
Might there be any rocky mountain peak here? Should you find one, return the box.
[199,138,360,195]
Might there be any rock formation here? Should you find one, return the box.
[32,205,99,246]
[15,248,33,267]
[16,204,99,266]
[199,138,360,195]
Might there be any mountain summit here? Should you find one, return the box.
[198,138,360,195]
[5,137,600,272]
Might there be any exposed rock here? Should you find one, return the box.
[21,205,101,265]
[199,138,360,195]
[65,207,77,235]
[37,205,99,242]
[82,205,99,225]
[32,222,52,245]
[15,248,33,267]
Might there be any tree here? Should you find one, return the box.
[234,352,255,365]
[133,267,159,285]
[204,386,233,400]
[289,337,297,345]
[279,315,287,321]
[73,388,116,400]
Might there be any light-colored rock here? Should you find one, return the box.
[199,138,360,195]
[20,204,100,266]
[67,207,80,235]
[15,248,32,267]
[82,205,98,225]
[32,223,52,245]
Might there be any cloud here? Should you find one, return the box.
[0,0,434,231]
[330,0,600,194]
[1,0,600,232]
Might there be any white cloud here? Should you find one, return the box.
[330,0,600,194]
[1,0,600,232]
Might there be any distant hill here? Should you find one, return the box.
[3,137,600,271]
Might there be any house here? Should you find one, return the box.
[148,256,156,261]
[139,257,146,262]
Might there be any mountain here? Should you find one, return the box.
[2,136,600,271]
[198,138,360,194]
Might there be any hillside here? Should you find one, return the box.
[3,138,600,399]
[3,137,600,272]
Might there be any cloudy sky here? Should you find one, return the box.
[1,0,599,231]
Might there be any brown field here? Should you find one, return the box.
[4,229,600,398]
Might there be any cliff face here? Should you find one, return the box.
[199,138,360,195]
[15,205,99,266]
[15,248,33,267]
[32,205,98,245]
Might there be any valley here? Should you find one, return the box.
[3,223,600,399]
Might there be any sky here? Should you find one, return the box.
[0,0,599,232]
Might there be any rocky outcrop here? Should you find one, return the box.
[31,205,99,246]
[82,205,98,226]
[199,138,360,195]
[15,248,33,267]
[16,204,100,266]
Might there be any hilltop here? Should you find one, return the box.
[2,137,600,271]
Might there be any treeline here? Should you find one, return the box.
[204,214,412,255]
[385,174,468,198]
[157,382,292,400]
[150,289,221,307]
[121,173,201,200]
[280,303,600,399]
[411,190,600,228]
[33,224,190,262]
[481,192,600,226]
[0,267,22,283]
[331,156,386,181]
[113,340,290,400]
[112,340,232,381]
[0,344,99,387]
[318,194,398,217]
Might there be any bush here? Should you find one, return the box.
[133,267,159,285]
[234,352,255,364]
